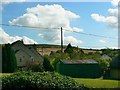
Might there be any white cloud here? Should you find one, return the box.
[91,14,106,22]
[38,31,60,44]
[64,36,82,45]
[109,46,119,49]
[91,0,119,29]
[72,27,83,32]
[0,0,25,12]
[0,27,38,44]
[38,33,82,45]
[99,40,106,43]
[9,4,83,44]
[91,13,118,28]
[108,8,118,17]
[111,0,119,6]
[9,4,80,28]
[0,0,25,4]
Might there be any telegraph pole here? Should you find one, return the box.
[61,27,63,53]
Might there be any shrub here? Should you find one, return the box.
[2,71,87,89]
[25,60,44,72]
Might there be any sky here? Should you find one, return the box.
[0,0,119,49]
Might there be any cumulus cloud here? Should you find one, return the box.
[111,0,119,6]
[64,36,82,45]
[99,40,106,43]
[91,14,118,28]
[0,27,38,44]
[0,0,25,12]
[91,0,119,28]
[108,8,118,17]
[72,27,83,32]
[9,4,83,44]
[9,4,80,28]
[0,0,25,4]
[109,46,119,49]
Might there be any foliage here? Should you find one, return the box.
[43,56,54,71]
[49,51,70,70]
[110,54,120,69]
[84,52,101,61]
[64,43,73,54]
[70,51,85,60]
[98,59,110,74]
[2,71,87,89]
[101,48,118,58]
[48,44,118,73]
[2,44,17,73]
[25,60,44,72]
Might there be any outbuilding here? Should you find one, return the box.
[56,59,102,78]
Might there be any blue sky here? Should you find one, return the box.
[0,0,118,49]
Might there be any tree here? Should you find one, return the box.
[70,52,80,60]
[43,56,54,71]
[2,44,17,73]
[98,59,110,75]
[64,43,73,54]
[110,54,120,69]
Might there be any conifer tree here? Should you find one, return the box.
[2,44,17,73]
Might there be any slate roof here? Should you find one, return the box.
[60,59,98,64]
[11,40,43,67]
[101,54,112,60]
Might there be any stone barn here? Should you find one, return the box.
[56,59,102,78]
[11,40,43,70]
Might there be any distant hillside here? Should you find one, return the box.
[26,44,103,56]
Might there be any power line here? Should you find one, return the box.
[0,23,118,39]
[0,24,60,30]
[63,28,118,39]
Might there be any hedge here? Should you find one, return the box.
[2,71,88,89]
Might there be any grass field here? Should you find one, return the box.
[74,78,120,88]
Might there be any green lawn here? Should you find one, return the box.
[74,78,120,88]
[0,73,11,77]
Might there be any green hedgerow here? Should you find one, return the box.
[2,71,88,89]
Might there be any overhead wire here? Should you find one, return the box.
[63,28,118,39]
[0,24,60,30]
[0,23,118,39]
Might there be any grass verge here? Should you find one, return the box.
[74,78,120,88]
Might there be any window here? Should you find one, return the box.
[19,58,22,62]
[31,56,34,62]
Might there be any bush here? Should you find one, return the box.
[2,71,88,89]
[25,60,44,72]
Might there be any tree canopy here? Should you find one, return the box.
[64,43,73,54]
[110,55,120,69]
[2,44,17,73]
